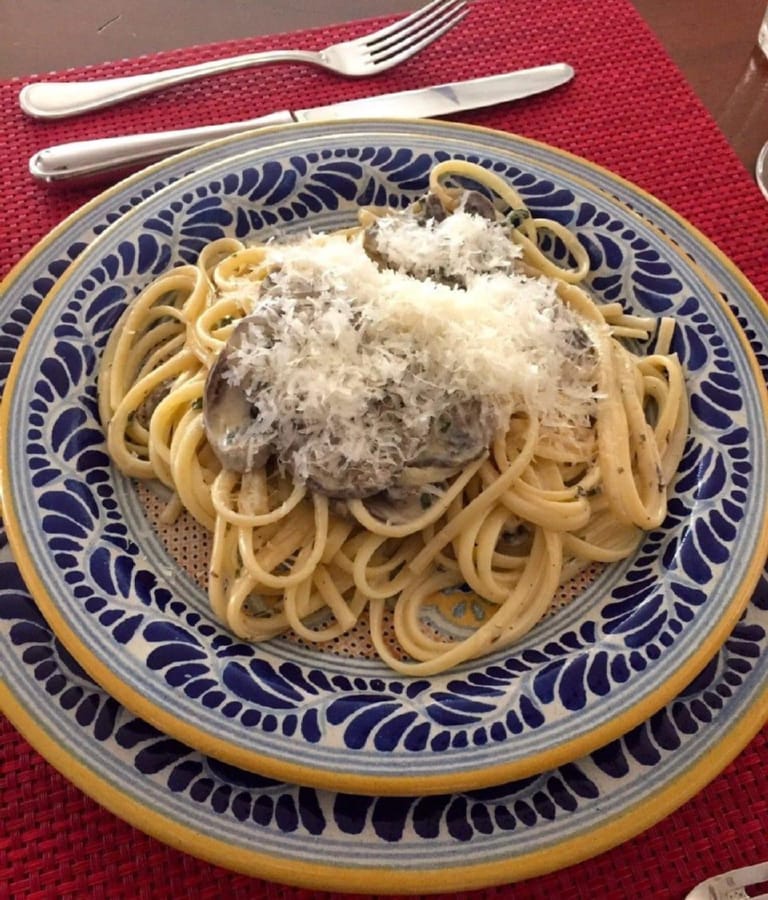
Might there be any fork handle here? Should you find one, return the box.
[29,110,297,183]
[19,50,322,119]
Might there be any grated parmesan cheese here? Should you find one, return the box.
[371,208,524,282]
[212,209,601,496]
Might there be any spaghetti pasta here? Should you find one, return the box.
[98,160,689,675]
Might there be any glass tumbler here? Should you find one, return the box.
[756,6,768,197]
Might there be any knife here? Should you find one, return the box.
[29,63,574,184]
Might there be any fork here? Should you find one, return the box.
[18,0,469,120]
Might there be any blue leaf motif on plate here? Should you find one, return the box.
[369,796,415,842]
[324,693,415,750]
[84,283,128,331]
[632,263,683,297]
[682,447,727,502]
[676,526,713,586]
[693,516,730,565]
[240,161,286,201]
[222,660,303,710]
[677,322,711,370]
[386,151,434,190]
[87,546,136,598]
[52,339,87,384]
[39,355,77,399]
[594,232,625,269]
[49,408,87,453]
[312,161,363,200]
[39,487,95,532]
[134,737,191,774]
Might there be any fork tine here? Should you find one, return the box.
[359,0,466,46]
[368,0,468,54]
[369,4,469,64]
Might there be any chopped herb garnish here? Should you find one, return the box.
[506,208,532,230]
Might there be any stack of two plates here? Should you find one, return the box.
[2,120,768,893]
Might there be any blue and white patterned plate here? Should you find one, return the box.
[2,121,768,891]
[2,122,767,799]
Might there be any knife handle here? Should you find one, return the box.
[28,110,297,184]
[19,52,320,119]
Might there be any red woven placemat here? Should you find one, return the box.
[2,0,768,897]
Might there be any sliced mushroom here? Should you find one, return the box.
[459,189,497,221]
[135,377,173,429]
[361,224,389,272]
[358,399,498,524]
[417,192,450,223]
[407,397,495,470]
[305,455,403,500]
[301,402,414,500]
[363,486,431,525]
[203,316,272,472]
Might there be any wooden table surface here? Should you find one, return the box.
[2,1,767,181]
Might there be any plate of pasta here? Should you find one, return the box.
[2,120,767,796]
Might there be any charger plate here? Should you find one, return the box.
[2,121,768,890]
[2,121,768,798]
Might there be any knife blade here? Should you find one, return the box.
[29,63,574,184]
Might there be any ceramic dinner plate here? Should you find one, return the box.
[2,122,767,801]
[1,121,768,891]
